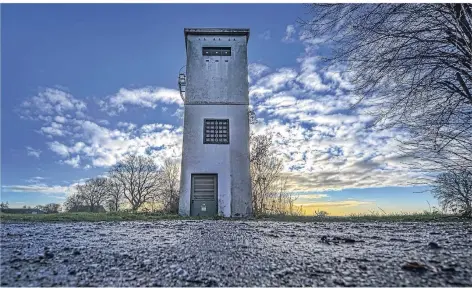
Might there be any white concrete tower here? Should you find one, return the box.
[179,28,252,218]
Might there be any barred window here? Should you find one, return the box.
[204,119,229,144]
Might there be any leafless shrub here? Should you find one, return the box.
[159,158,180,214]
[432,169,472,217]
[250,132,301,216]
[314,209,329,217]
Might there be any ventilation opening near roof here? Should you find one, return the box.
[202,47,231,56]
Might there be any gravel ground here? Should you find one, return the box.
[1,220,472,287]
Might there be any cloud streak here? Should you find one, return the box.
[26,147,42,158]
[100,87,182,115]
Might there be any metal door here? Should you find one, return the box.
[191,174,217,216]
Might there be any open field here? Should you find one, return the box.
[1,211,468,223]
[1,220,472,287]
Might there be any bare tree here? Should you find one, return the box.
[105,178,124,212]
[0,202,9,209]
[63,192,84,212]
[250,132,300,216]
[76,177,109,212]
[40,203,61,213]
[432,169,472,217]
[301,4,472,172]
[109,154,161,211]
[159,158,180,214]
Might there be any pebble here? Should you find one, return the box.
[428,242,441,249]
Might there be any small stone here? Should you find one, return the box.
[274,267,294,277]
[428,242,441,249]
[44,251,54,259]
[143,259,151,265]
[176,268,188,277]
[402,262,427,272]
[390,238,408,242]
[441,266,456,272]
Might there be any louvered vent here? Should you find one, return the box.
[192,175,216,201]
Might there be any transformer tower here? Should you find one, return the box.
[178,28,252,217]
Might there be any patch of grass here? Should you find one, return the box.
[255,211,468,222]
[1,211,468,223]
[0,212,181,223]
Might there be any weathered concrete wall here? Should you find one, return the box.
[179,105,250,217]
[185,34,249,105]
[179,29,252,217]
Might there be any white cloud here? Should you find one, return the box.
[141,123,174,133]
[295,200,372,208]
[41,125,65,137]
[98,119,110,126]
[295,193,329,200]
[26,146,42,158]
[250,68,298,100]
[48,141,69,157]
[2,183,75,194]
[296,56,329,92]
[42,118,182,168]
[117,122,137,131]
[26,176,45,183]
[299,30,330,53]
[63,155,81,168]
[282,24,296,43]
[246,42,429,192]
[54,116,66,123]
[102,87,182,114]
[21,88,86,118]
[248,63,270,84]
[258,29,271,40]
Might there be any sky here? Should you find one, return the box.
[1,4,437,215]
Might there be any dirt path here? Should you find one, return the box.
[1,220,471,286]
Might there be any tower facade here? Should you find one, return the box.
[179,28,252,217]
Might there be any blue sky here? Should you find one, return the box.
[1,4,437,214]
